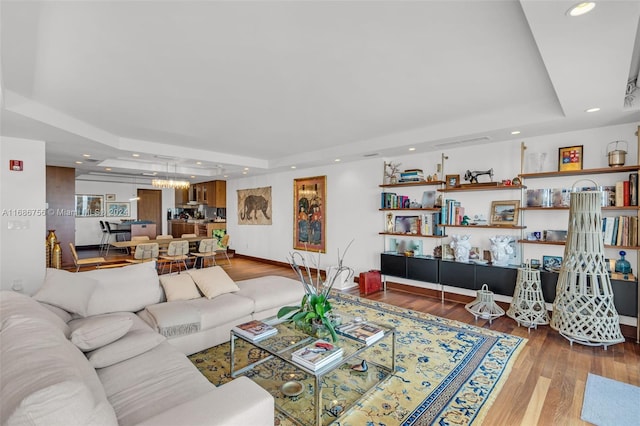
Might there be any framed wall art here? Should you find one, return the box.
[542,255,563,272]
[237,186,272,225]
[558,145,583,171]
[489,200,520,225]
[293,176,326,252]
[75,194,103,217]
[106,202,130,217]
[394,215,420,234]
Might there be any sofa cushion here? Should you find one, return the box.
[235,275,306,313]
[0,314,117,426]
[0,291,70,337]
[69,313,134,352]
[32,268,98,317]
[159,274,201,302]
[86,321,165,369]
[146,302,201,338]
[188,266,239,299]
[83,261,162,316]
[97,341,214,426]
[182,293,255,330]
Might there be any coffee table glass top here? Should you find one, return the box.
[230,315,395,426]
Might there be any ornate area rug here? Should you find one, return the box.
[190,293,526,425]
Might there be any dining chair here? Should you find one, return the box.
[104,222,130,257]
[98,221,109,254]
[69,242,106,272]
[181,233,198,252]
[125,242,159,264]
[191,238,218,269]
[215,234,231,267]
[160,240,190,274]
[156,234,174,254]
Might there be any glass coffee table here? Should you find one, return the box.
[230,316,395,426]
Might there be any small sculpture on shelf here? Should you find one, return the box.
[386,213,394,233]
[489,235,514,266]
[449,234,471,263]
[464,168,493,184]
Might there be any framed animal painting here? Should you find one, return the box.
[293,176,326,253]
[237,186,272,225]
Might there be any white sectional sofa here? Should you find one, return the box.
[0,262,305,425]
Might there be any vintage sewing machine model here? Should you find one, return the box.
[464,168,494,184]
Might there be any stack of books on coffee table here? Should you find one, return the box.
[291,339,343,371]
[336,320,385,345]
[232,319,277,341]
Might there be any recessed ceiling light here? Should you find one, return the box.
[244,167,249,171]
[190,175,195,178]
[567,2,596,17]
[223,175,228,178]
[196,161,202,165]
[105,168,112,171]
[586,107,601,113]
[334,158,341,162]
[242,171,247,175]
[291,166,297,169]
[511,131,521,135]
[408,147,416,152]
[82,154,91,157]
[132,153,140,157]
[75,161,83,164]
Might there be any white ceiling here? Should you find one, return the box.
[1,0,639,183]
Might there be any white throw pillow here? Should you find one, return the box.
[0,291,71,337]
[69,313,134,352]
[188,266,239,299]
[84,261,162,316]
[32,268,98,317]
[159,274,201,302]
[86,329,165,369]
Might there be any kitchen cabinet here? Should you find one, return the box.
[190,180,226,207]
[175,187,189,205]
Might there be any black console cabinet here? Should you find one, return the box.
[380,253,638,316]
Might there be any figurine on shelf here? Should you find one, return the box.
[450,234,471,263]
[386,213,394,233]
[490,236,514,266]
[461,215,471,225]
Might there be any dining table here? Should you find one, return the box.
[110,236,208,249]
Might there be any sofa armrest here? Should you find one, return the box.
[134,376,274,426]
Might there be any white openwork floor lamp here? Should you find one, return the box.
[550,188,624,349]
[507,265,550,331]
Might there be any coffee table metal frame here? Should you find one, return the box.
[230,317,395,426]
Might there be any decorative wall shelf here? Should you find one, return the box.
[379,232,444,239]
[379,208,441,211]
[439,184,525,193]
[380,181,444,188]
[519,165,639,179]
[445,224,526,230]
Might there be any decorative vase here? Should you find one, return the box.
[46,230,57,268]
[52,242,62,269]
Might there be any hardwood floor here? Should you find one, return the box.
[223,256,640,426]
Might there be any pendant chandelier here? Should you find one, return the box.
[152,163,190,190]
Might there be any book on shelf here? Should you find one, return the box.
[232,319,277,341]
[291,339,344,370]
[336,320,385,345]
[630,173,638,206]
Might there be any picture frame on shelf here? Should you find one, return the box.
[394,215,420,234]
[530,258,541,269]
[558,145,583,172]
[542,255,563,272]
[445,174,460,188]
[293,175,326,252]
[489,200,520,225]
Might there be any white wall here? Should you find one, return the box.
[74,180,175,246]
[0,137,47,294]
[227,122,639,307]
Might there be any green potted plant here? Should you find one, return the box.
[277,241,354,342]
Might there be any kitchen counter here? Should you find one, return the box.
[168,220,226,238]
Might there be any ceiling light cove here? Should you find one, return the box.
[567,2,596,17]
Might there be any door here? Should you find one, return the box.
[137,189,162,234]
